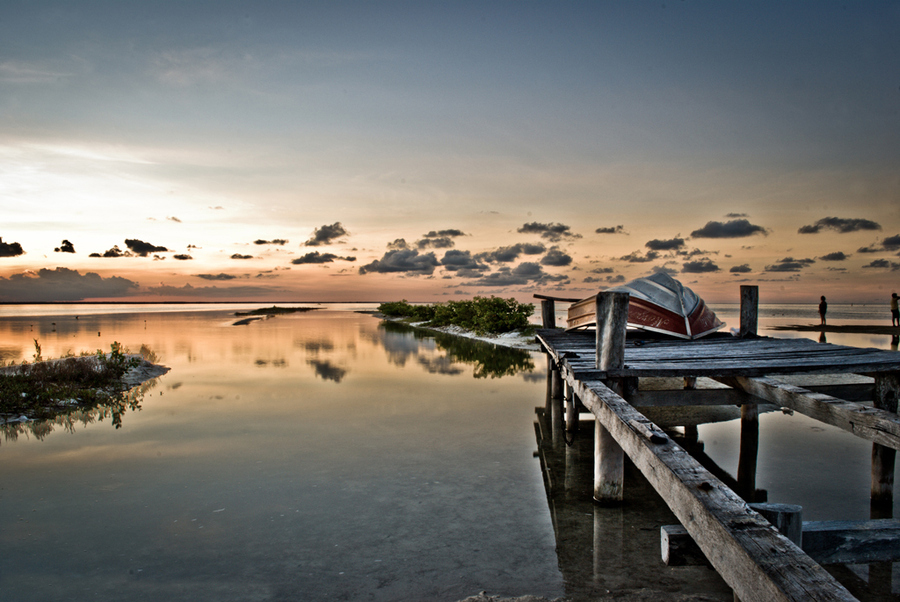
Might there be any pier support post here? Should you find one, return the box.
[740,285,758,338]
[541,299,556,328]
[737,403,760,502]
[593,292,630,504]
[872,373,900,512]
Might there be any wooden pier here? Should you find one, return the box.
[535,286,900,602]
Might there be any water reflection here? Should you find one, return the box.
[379,321,535,379]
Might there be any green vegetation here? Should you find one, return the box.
[1,342,144,427]
[378,297,534,335]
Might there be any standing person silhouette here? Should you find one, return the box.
[891,292,899,327]
[818,295,827,326]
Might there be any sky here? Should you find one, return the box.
[1,1,899,305]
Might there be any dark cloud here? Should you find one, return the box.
[583,276,602,283]
[92,245,128,258]
[617,250,660,263]
[54,240,75,254]
[305,222,348,246]
[730,264,752,273]
[606,274,626,284]
[517,222,581,242]
[690,219,768,239]
[863,259,900,270]
[765,257,815,272]
[646,237,685,251]
[231,253,254,259]
[358,249,440,275]
[126,238,169,256]
[651,266,679,277]
[254,239,289,245]
[590,267,615,274]
[819,252,849,261]
[196,273,238,281]
[475,243,546,263]
[595,225,626,234]
[440,250,488,273]
[540,247,573,267]
[173,254,193,260]
[423,229,466,238]
[857,244,881,253]
[0,267,138,302]
[461,261,568,287]
[682,258,720,273]
[725,213,749,218]
[798,217,882,234]
[387,238,409,250]
[883,235,900,251]
[0,238,25,257]
[291,251,356,265]
[416,237,454,249]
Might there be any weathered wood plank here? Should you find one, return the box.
[572,376,855,601]
[716,376,900,451]
[741,285,759,338]
[664,519,900,566]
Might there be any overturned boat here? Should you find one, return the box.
[566,272,724,340]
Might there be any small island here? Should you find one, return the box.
[233,306,319,325]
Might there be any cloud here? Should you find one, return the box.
[440,250,488,273]
[730,264,752,273]
[863,259,900,270]
[291,251,356,265]
[595,225,626,234]
[682,258,720,273]
[91,245,129,258]
[196,273,238,280]
[590,267,615,274]
[422,229,466,238]
[173,254,193,260]
[54,239,75,254]
[819,252,849,261]
[725,213,749,218]
[540,247,573,267]
[618,250,660,263]
[387,238,409,250]
[883,235,900,251]
[475,243,546,263]
[126,238,169,256]
[359,249,440,275]
[517,222,581,242]
[254,239,289,245]
[606,274,626,283]
[231,253,254,259]
[461,262,568,287]
[0,268,138,302]
[305,222,348,246]
[765,257,815,272]
[307,359,347,383]
[416,237,455,249]
[798,217,882,234]
[168,216,182,223]
[646,237,685,251]
[690,219,768,239]
[0,238,25,257]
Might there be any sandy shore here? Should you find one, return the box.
[770,324,900,335]
[377,315,541,351]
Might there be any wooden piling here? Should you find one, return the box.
[738,404,760,501]
[740,285,758,338]
[541,299,555,329]
[593,291,629,504]
[871,373,900,511]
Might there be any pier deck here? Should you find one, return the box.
[534,289,900,602]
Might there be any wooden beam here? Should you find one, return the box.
[570,376,854,601]
[716,375,900,451]
[664,519,900,566]
[871,373,900,508]
[540,299,556,328]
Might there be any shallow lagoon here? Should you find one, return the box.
[1,303,898,601]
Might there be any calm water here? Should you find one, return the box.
[1,303,898,601]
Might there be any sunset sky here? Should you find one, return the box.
[1,1,898,304]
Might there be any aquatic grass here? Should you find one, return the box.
[0,342,144,425]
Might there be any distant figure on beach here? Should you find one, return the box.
[891,293,899,327]
[818,296,827,326]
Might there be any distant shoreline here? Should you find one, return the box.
[771,324,900,335]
